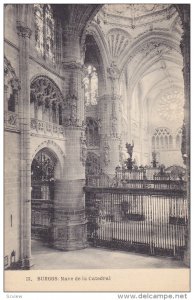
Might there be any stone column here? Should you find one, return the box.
[4,85,8,126]
[177,4,190,267]
[17,15,32,269]
[98,62,121,176]
[51,28,87,250]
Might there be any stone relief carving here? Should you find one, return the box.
[80,132,87,166]
[63,93,79,127]
[111,117,118,138]
[30,118,65,138]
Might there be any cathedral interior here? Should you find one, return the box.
[4,4,190,270]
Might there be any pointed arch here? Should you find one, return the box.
[120,30,181,72]
[31,140,66,178]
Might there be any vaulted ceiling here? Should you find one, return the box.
[86,4,184,129]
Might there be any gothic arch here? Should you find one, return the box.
[31,140,66,177]
[83,26,109,94]
[85,22,110,69]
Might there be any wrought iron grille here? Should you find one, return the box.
[85,187,188,258]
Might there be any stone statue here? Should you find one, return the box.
[151,151,158,168]
[126,141,134,159]
[107,61,120,81]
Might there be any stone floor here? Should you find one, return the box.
[31,240,187,269]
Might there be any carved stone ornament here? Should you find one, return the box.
[17,23,32,38]
[32,139,66,169]
[111,117,118,138]
[80,132,87,166]
[107,61,120,80]
[31,76,63,107]
[10,78,21,91]
[103,136,110,166]
[63,93,80,127]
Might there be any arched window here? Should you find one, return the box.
[34,4,55,63]
[152,128,173,150]
[86,118,100,147]
[30,76,63,125]
[83,65,98,106]
[176,127,182,149]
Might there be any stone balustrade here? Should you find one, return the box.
[30,118,65,139]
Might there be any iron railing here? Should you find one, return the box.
[85,187,187,258]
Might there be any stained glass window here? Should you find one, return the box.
[34,4,55,63]
[83,65,98,106]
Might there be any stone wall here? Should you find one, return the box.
[4,131,20,266]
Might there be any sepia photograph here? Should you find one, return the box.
[3,1,190,293]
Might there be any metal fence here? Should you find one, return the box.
[85,187,188,258]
